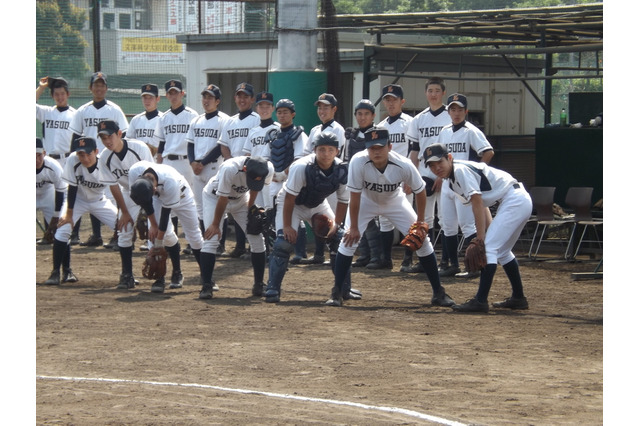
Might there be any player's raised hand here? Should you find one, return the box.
[39,76,49,87]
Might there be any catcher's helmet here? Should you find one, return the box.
[354,99,375,114]
[313,132,339,148]
[275,98,295,112]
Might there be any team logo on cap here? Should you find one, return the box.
[426,147,433,157]
[79,139,87,147]
[96,72,104,79]
[170,81,176,87]
[261,93,267,99]
[253,176,263,181]
[145,85,152,91]
[452,94,459,101]
[100,122,106,130]
[207,84,214,90]
[371,131,379,140]
[387,86,394,93]
[239,83,246,90]
[319,94,327,100]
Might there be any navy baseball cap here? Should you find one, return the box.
[245,157,270,191]
[315,93,337,107]
[141,84,159,96]
[424,143,449,163]
[354,99,375,114]
[446,93,468,109]
[255,91,274,104]
[165,79,183,93]
[202,84,221,99]
[382,84,403,99]
[48,77,69,90]
[36,138,45,153]
[90,72,107,85]
[275,98,295,112]
[235,82,254,97]
[364,127,389,148]
[314,132,339,148]
[73,137,98,153]
[97,120,119,136]
[130,176,155,212]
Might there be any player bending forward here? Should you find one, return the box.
[328,128,455,307]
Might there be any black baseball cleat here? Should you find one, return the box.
[431,289,455,307]
[324,297,343,307]
[182,244,192,255]
[452,297,490,313]
[151,277,165,293]
[80,234,103,247]
[62,269,78,283]
[116,273,136,290]
[352,256,370,267]
[265,289,280,303]
[169,271,184,289]
[439,265,461,277]
[493,296,529,310]
[199,283,214,299]
[69,233,80,246]
[300,255,325,265]
[103,235,118,249]
[252,282,266,297]
[366,259,393,270]
[228,246,246,258]
[455,270,480,279]
[44,270,61,285]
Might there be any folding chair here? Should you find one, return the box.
[528,186,573,260]
[563,187,603,260]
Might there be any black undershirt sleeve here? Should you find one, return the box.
[66,185,78,210]
[159,207,171,233]
[54,190,65,213]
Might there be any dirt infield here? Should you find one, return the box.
[36,228,603,425]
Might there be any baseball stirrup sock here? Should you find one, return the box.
[502,258,525,299]
[166,242,181,271]
[476,264,498,303]
[381,230,394,263]
[119,246,133,275]
[199,252,216,284]
[418,252,442,292]
[52,239,67,271]
[445,235,459,267]
[333,253,352,294]
[192,248,201,265]
[251,252,266,284]
[90,214,102,237]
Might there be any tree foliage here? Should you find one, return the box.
[36,0,89,80]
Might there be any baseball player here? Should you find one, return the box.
[36,76,80,245]
[424,143,532,313]
[42,137,118,286]
[218,82,261,258]
[343,99,383,269]
[198,156,274,299]
[127,83,164,157]
[264,132,350,303]
[243,91,280,210]
[36,138,67,246]
[69,71,129,248]
[376,84,416,271]
[128,161,204,293]
[301,93,347,264]
[436,93,494,278]
[327,127,455,308]
[185,84,229,231]
[96,120,155,289]
[267,98,309,263]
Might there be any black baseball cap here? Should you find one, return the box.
[165,79,183,93]
[364,127,389,148]
[141,84,159,96]
[446,93,468,109]
[202,84,221,99]
[424,143,449,163]
[354,99,375,114]
[315,93,337,107]
[97,120,119,136]
[36,138,45,153]
[90,72,107,85]
[48,77,69,90]
[314,132,339,148]
[235,82,254,97]
[73,137,98,153]
[382,84,403,99]
[245,157,270,191]
[130,176,155,213]
[255,91,274,104]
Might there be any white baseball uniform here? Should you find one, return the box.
[185,110,230,219]
[127,109,164,149]
[437,121,494,239]
[218,110,261,158]
[69,100,129,152]
[406,105,450,228]
[36,104,76,166]
[201,156,274,254]
[154,104,199,186]
[36,155,67,224]
[338,150,434,257]
[98,139,154,247]
[243,119,280,208]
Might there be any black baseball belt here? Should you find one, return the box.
[167,154,188,160]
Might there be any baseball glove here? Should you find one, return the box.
[464,238,487,272]
[311,213,334,242]
[136,212,148,241]
[142,246,168,280]
[400,222,429,251]
[246,204,268,235]
[43,217,59,244]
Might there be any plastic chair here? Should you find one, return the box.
[563,187,603,260]
[528,186,573,260]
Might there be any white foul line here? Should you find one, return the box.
[37,375,467,425]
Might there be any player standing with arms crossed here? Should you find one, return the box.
[436,93,494,278]
[327,127,455,307]
[376,84,415,271]
[69,72,129,248]
[425,143,531,313]
[97,120,155,289]
[43,137,118,286]
[218,82,261,258]
[405,76,450,273]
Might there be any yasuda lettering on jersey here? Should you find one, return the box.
[231,184,249,194]
[133,128,155,139]
[388,133,406,144]
[44,120,70,130]
[363,180,404,193]
[193,128,220,138]
[83,118,109,127]
[163,124,190,134]
[227,128,249,138]
[75,175,106,189]
[444,142,468,154]
[419,126,443,138]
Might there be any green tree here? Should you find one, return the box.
[36,0,89,80]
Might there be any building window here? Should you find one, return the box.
[114,0,133,8]
[103,13,115,29]
[119,13,131,29]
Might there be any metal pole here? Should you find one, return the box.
[92,0,101,71]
